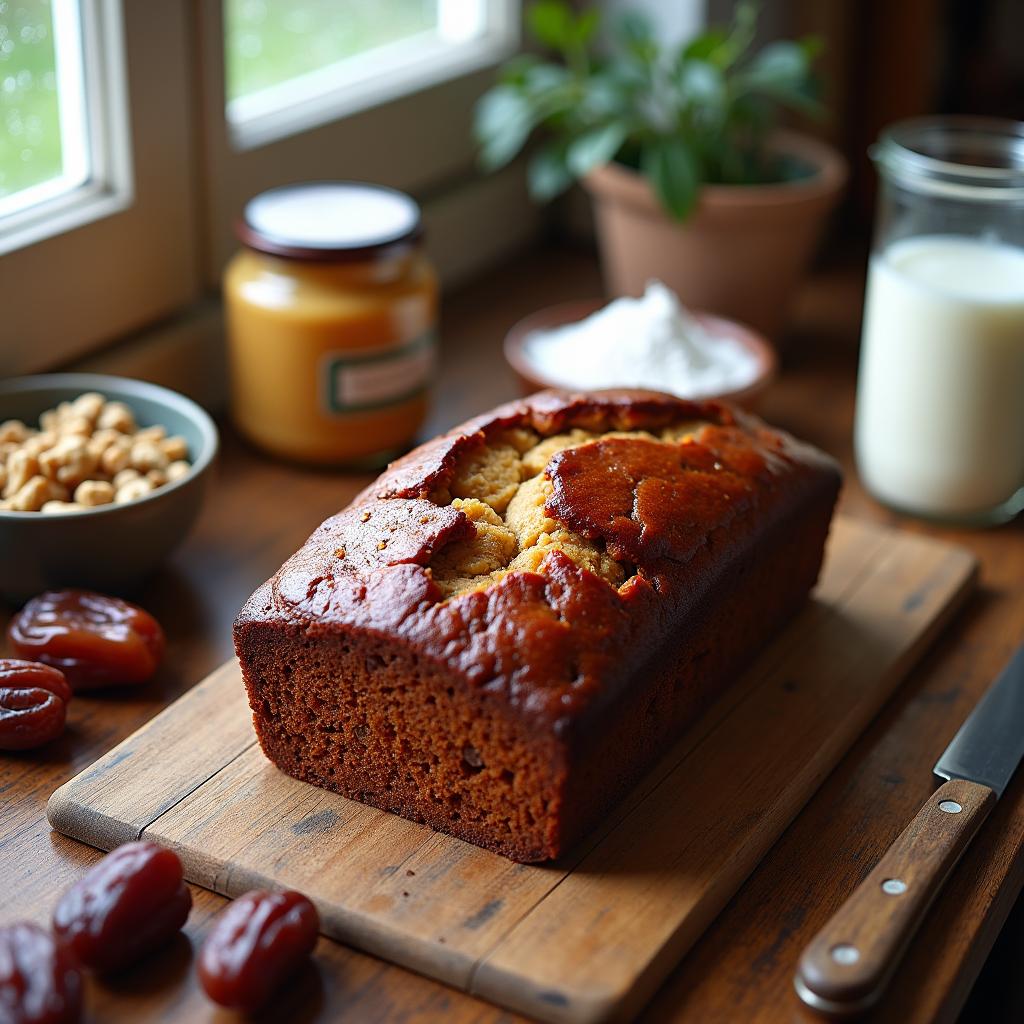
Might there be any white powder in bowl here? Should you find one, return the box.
[522,282,761,398]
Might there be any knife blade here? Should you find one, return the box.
[794,641,1024,1016]
[934,643,1024,796]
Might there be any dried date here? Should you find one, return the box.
[197,890,319,1011]
[0,659,71,751]
[0,660,72,703]
[52,841,191,972]
[0,921,82,1024]
[8,590,165,690]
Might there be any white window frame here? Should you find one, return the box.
[227,0,520,152]
[0,0,198,374]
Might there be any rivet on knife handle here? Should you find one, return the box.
[794,778,995,1016]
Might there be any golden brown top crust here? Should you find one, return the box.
[236,390,841,733]
[547,424,793,565]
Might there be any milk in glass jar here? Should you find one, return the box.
[854,118,1024,524]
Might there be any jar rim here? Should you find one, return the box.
[237,181,423,262]
[871,116,1024,200]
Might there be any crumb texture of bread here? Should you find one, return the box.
[235,389,842,862]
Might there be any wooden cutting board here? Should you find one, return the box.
[47,515,975,1024]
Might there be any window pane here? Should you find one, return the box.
[0,0,88,216]
[225,0,441,104]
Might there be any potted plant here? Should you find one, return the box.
[474,1,847,339]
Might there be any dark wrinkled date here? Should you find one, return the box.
[0,921,82,1024]
[0,659,72,750]
[52,841,191,973]
[0,688,65,751]
[198,890,319,1011]
[8,590,165,690]
[0,661,72,704]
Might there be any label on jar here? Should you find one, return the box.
[321,332,436,414]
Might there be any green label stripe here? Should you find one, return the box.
[321,331,437,414]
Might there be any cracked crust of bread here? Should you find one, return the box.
[429,423,706,598]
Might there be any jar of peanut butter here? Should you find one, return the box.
[225,182,438,465]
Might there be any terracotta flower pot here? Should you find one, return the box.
[582,131,848,341]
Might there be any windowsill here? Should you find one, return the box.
[67,164,546,409]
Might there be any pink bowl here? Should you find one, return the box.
[503,299,777,410]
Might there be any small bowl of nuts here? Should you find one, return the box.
[0,373,218,601]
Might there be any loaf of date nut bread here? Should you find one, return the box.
[234,390,841,862]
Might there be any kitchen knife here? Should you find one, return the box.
[794,641,1024,1016]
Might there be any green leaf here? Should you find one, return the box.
[615,10,658,64]
[737,40,822,115]
[616,10,653,47]
[601,52,651,93]
[800,34,823,60]
[677,59,725,109]
[573,9,600,47]
[473,86,535,171]
[683,0,757,69]
[725,0,759,65]
[746,40,810,83]
[527,0,576,50]
[528,143,574,201]
[522,61,572,96]
[682,29,730,64]
[566,124,628,177]
[641,137,700,220]
[580,72,632,119]
[499,53,541,86]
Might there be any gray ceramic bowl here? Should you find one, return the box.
[0,373,218,602]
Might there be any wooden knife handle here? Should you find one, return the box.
[794,778,996,1016]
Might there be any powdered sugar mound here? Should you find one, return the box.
[522,282,760,398]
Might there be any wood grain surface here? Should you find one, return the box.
[1,245,1023,1023]
[47,516,975,1023]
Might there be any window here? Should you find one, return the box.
[1,0,524,375]
[224,0,517,149]
[0,0,132,255]
[200,0,522,280]
[1,2,196,371]
[0,0,87,214]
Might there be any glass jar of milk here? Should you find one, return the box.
[855,117,1024,525]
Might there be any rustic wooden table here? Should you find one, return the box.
[1,244,1022,1023]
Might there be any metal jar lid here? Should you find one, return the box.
[236,181,423,261]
